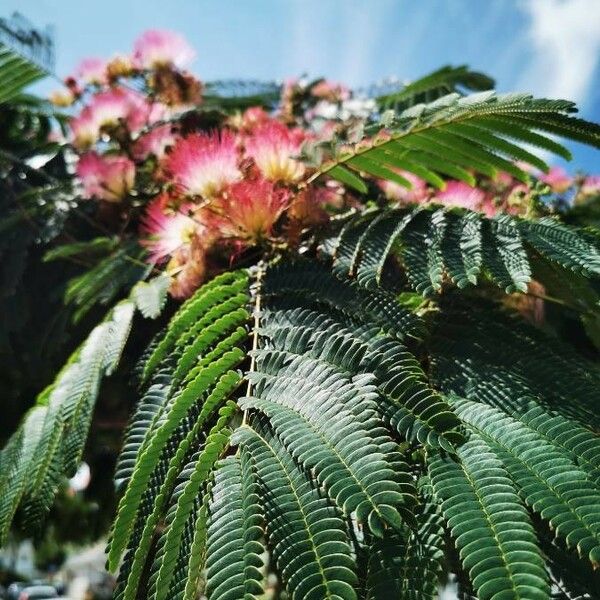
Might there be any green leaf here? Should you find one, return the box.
[132,274,171,319]
[429,437,550,600]
[310,92,600,191]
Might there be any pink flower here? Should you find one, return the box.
[245,122,306,183]
[133,30,195,69]
[493,171,515,188]
[379,171,428,205]
[73,57,107,85]
[140,195,199,262]
[311,80,350,102]
[88,87,150,132]
[167,245,206,299]
[133,125,177,160]
[215,179,290,242]
[76,152,135,202]
[165,130,241,198]
[580,175,600,196]
[540,167,573,193]
[314,180,346,209]
[240,107,271,131]
[435,181,487,212]
[70,107,100,149]
[288,187,328,227]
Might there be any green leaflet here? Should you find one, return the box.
[0,299,136,540]
[107,349,244,569]
[142,270,249,383]
[515,403,600,486]
[263,259,425,340]
[132,274,171,319]
[147,403,235,600]
[65,243,148,323]
[518,217,600,277]
[0,41,48,103]
[481,216,531,293]
[374,65,495,112]
[312,92,600,191]
[0,409,47,543]
[247,343,420,535]
[326,207,600,298]
[113,374,241,600]
[430,300,600,428]
[233,421,359,600]
[109,271,251,584]
[259,304,462,450]
[429,437,550,600]
[239,395,414,535]
[205,453,266,600]
[365,484,445,600]
[113,362,174,488]
[452,398,600,566]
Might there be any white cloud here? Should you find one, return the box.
[518,0,600,107]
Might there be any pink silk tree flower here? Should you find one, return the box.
[539,166,573,193]
[311,80,350,102]
[140,195,199,263]
[240,107,272,132]
[133,30,195,70]
[215,179,290,243]
[73,57,108,85]
[379,171,428,205]
[166,244,206,299]
[88,87,153,133]
[133,125,177,161]
[435,181,487,212]
[77,152,135,202]
[70,107,100,150]
[165,130,241,199]
[580,175,600,196]
[245,121,306,183]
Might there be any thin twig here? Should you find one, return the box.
[242,261,265,425]
[525,291,576,310]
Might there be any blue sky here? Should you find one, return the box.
[5,0,600,171]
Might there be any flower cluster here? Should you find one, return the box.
[53,31,351,297]
[378,165,600,217]
[52,30,600,299]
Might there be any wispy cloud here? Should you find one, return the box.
[517,0,600,107]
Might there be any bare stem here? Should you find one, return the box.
[242,261,265,426]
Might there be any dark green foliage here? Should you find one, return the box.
[365,484,445,599]
[374,65,495,112]
[235,421,359,600]
[64,242,150,323]
[429,438,550,600]
[104,249,600,598]
[0,298,136,544]
[106,274,250,599]
[0,43,48,104]
[205,454,266,600]
[313,92,600,192]
[452,399,600,567]
[331,206,600,298]
[429,299,600,427]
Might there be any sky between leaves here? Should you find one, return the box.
[5,0,600,172]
